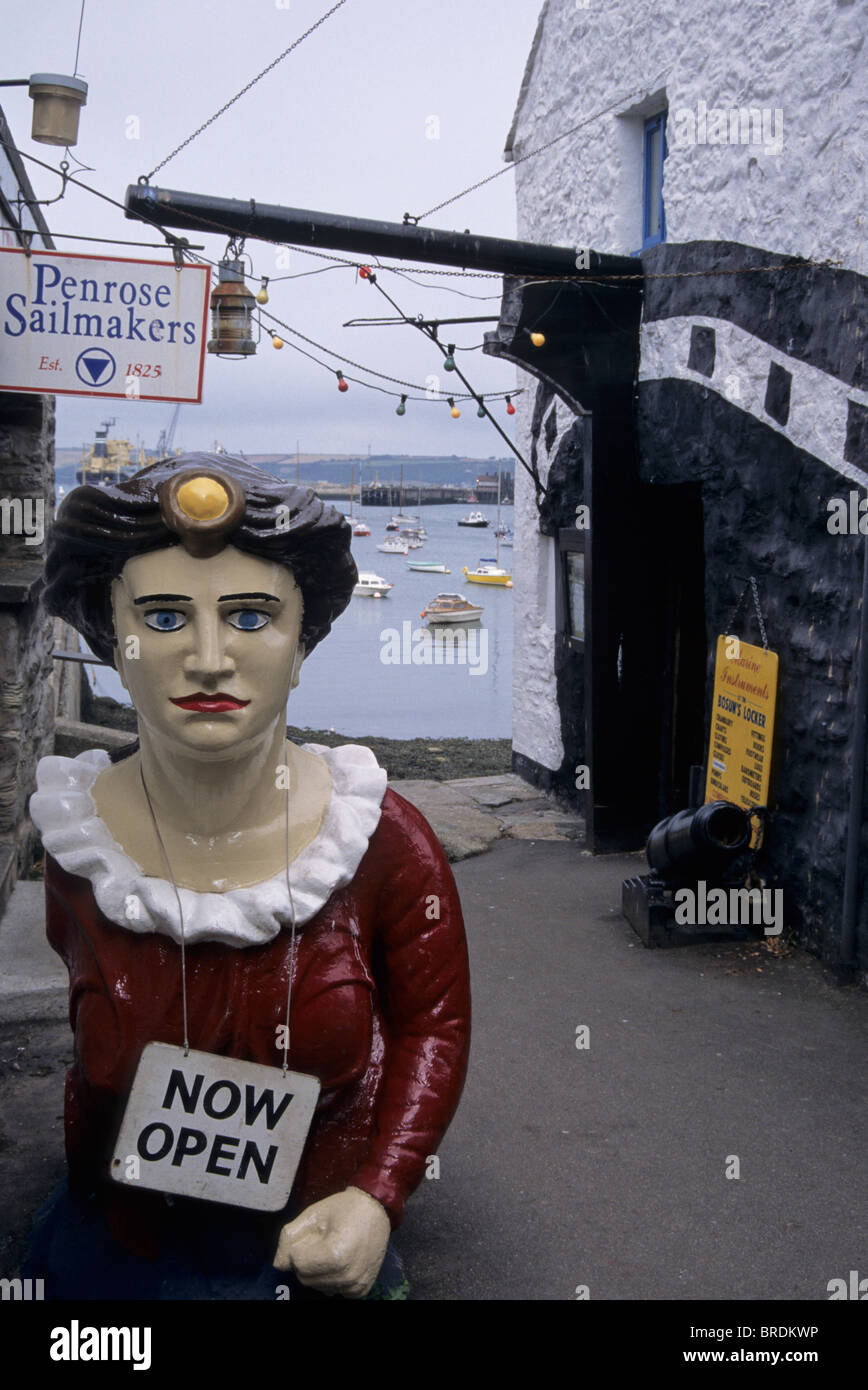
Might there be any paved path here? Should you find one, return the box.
[1,793,865,1300]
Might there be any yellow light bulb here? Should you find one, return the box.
[451,406,461,418]
[530,331,546,347]
[272,335,284,349]
[256,288,269,305]
[176,476,229,521]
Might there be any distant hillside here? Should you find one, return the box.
[55,450,514,489]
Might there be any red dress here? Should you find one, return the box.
[41,780,471,1260]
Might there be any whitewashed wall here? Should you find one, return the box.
[507,0,866,775]
[508,0,865,269]
[511,385,564,773]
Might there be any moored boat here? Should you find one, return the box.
[462,559,513,587]
[457,510,489,527]
[408,561,450,573]
[377,537,410,555]
[421,592,484,623]
[353,571,393,598]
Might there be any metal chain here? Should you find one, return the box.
[143,0,350,181]
[749,576,769,652]
[727,575,769,651]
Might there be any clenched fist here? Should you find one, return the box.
[273,1187,391,1298]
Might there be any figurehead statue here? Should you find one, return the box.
[27,454,471,1302]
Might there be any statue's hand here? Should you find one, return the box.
[273,1187,391,1298]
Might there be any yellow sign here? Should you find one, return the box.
[705,636,778,842]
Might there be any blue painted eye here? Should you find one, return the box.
[228,610,269,631]
[144,610,186,632]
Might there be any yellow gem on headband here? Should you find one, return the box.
[176,476,230,521]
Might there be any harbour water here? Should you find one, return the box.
[86,503,515,738]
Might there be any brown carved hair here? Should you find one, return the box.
[44,453,358,665]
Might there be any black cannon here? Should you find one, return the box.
[623,801,768,948]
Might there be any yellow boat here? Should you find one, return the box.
[462,560,513,587]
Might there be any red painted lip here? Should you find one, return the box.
[170,693,250,713]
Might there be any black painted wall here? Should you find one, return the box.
[637,241,868,967]
[488,239,868,966]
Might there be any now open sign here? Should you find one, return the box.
[111,1043,320,1212]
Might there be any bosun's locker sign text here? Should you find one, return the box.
[705,636,778,846]
[0,248,210,403]
[112,1044,321,1212]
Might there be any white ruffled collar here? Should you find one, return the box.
[30,744,387,948]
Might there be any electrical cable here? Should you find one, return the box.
[355,270,544,497]
[48,230,206,250]
[259,304,518,401]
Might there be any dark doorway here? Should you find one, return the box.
[625,481,707,833]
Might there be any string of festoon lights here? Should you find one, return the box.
[351,264,545,493]
[239,259,530,427]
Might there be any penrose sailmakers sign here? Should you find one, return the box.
[0,249,210,402]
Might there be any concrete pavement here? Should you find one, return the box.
[1,786,866,1299]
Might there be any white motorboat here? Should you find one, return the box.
[377,537,410,555]
[458,510,489,527]
[353,572,393,598]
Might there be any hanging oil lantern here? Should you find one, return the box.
[207,258,256,358]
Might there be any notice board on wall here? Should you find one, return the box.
[705,635,778,845]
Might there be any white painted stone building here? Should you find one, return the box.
[485,0,868,966]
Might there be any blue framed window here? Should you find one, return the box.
[641,112,667,250]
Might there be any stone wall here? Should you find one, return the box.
[0,392,56,911]
[507,0,866,271]
[637,241,868,965]
[506,0,866,785]
[503,0,868,962]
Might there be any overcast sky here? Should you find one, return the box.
[4,0,545,457]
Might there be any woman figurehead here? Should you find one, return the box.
[32,455,470,1302]
[38,455,399,1294]
[45,450,357,679]
[43,454,359,886]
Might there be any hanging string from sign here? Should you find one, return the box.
[139,748,300,1071]
[139,766,191,1055]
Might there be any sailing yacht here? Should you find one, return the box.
[462,459,513,586]
[349,462,370,535]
